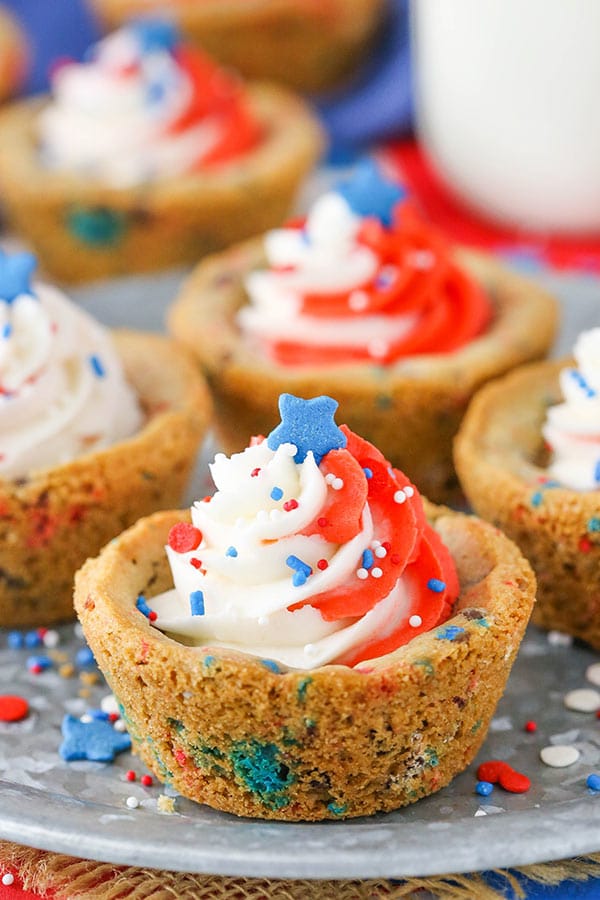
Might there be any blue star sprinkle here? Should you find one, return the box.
[267,394,346,465]
[336,159,406,228]
[0,250,37,303]
[59,714,131,762]
[131,19,179,55]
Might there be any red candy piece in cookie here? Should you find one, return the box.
[168,522,202,553]
[301,448,367,543]
[0,694,29,722]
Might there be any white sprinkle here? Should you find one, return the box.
[348,290,369,311]
[547,630,573,647]
[564,688,600,712]
[409,615,422,628]
[1,874,14,886]
[540,745,580,768]
[304,643,317,657]
[325,473,336,485]
[284,443,297,457]
[393,490,407,504]
[74,623,85,639]
[43,629,60,649]
[214,453,227,463]
[371,567,383,578]
[404,486,415,498]
[101,693,119,715]
[258,616,269,627]
[331,477,344,491]
[368,339,389,359]
[374,546,387,558]
[113,719,127,732]
[371,540,381,548]
[410,249,435,270]
[125,796,139,809]
[356,568,369,580]
[586,662,600,686]
[80,714,93,724]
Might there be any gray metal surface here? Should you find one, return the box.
[0,261,598,878]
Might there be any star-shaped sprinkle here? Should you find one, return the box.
[0,251,37,304]
[336,159,406,227]
[59,714,131,762]
[267,394,346,465]
[131,19,179,55]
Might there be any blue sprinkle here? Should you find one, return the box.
[427,578,446,593]
[292,570,308,587]
[261,659,281,673]
[587,773,600,792]
[361,548,374,570]
[436,625,465,642]
[286,555,312,578]
[88,709,110,721]
[89,354,105,378]
[190,590,205,616]
[475,781,494,797]
[76,647,95,668]
[7,631,24,650]
[146,80,166,105]
[569,368,596,398]
[363,467,373,479]
[336,159,406,227]
[267,394,346,465]
[270,486,284,501]
[136,594,152,618]
[131,19,179,55]
[594,461,600,485]
[530,491,543,508]
[0,250,37,303]
[27,654,52,671]
[24,631,42,649]
[59,714,131,762]
[2,323,11,340]
[225,546,238,558]
[203,655,215,667]
[327,801,348,816]
[588,517,600,533]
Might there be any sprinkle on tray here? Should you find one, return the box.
[540,745,580,768]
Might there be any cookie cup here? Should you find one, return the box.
[74,502,535,821]
[0,7,26,103]
[168,244,559,505]
[455,358,600,647]
[1,331,211,628]
[0,87,323,284]
[90,0,385,93]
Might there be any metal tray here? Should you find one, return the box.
[0,263,599,879]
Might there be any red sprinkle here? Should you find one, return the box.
[126,770,136,782]
[174,749,188,765]
[168,523,202,553]
[317,517,329,528]
[524,720,537,733]
[382,541,391,552]
[477,760,511,783]
[202,496,212,503]
[250,468,261,477]
[0,695,29,722]
[148,611,158,622]
[29,664,42,675]
[579,537,593,553]
[317,559,329,570]
[190,558,202,569]
[141,775,153,787]
[390,553,401,566]
[108,713,119,722]
[283,499,299,511]
[477,759,531,794]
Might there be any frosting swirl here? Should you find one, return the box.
[238,161,491,366]
[543,328,600,491]
[0,250,143,480]
[149,394,458,669]
[38,20,260,188]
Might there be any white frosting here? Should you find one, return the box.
[0,283,143,479]
[150,439,417,669]
[543,328,600,491]
[38,28,223,187]
[238,192,419,358]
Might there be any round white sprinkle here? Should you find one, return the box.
[304,644,317,657]
[113,719,127,732]
[325,473,336,485]
[371,567,383,578]
[101,693,119,715]
[43,629,60,649]
[564,688,600,713]
[540,745,580,768]
[126,796,139,809]
[393,490,407,504]
[410,249,435,270]
[348,290,369,311]
[586,662,600,686]
[547,630,573,647]
[80,714,93,724]
[368,339,389,359]
[2,874,14,886]
[409,615,423,628]
[375,546,387,558]
[331,478,344,491]
[258,616,269,627]
[356,568,369,580]
[404,486,415,498]
[371,540,381,548]
[284,443,297,457]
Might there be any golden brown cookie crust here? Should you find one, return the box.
[168,244,559,504]
[74,502,535,821]
[0,87,323,283]
[0,331,211,627]
[455,357,600,647]
[90,0,385,92]
[0,7,26,103]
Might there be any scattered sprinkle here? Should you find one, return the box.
[125,796,139,809]
[168,522,202,553]
[190,590,205,616]
[126,770,136,782]
[475,781,494,797]
[89,354,105,378]
[267,394,346,465]
[547,631,573,647]
[157,794,176,814]
[586,663,600,687]
[141,774,153,787]
[393,490,406,504]
[409,615,422,628]
[225,546,238,558]
[42,630,60,649]
[59,714,131,762]
[27,655,52,674]
[361,548,374,570]
[283,499,299,511]
[270,486,284,501]
[564,688,600,713]
[136,595,154,619]
[1,874,14,886]
[428,579,446,593]
[0,695,29,722]
[7,632,24,650]
[540,745,580,768]
[24,631,42,649]
[251,467,261,477]
[317,559,328,571]
[75,647,95,668]
[524,720,537,733]
[363,467,373,479]
[371,567,383,578]
[587,773,600,791]
[261,659,281,674]
[356,568,369,580]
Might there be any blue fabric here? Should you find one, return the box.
[483,871,600,898]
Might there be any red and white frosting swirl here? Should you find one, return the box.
[150,401,458,670]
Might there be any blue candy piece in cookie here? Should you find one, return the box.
[59,714,131,762]
[267,394,347,465]
[131,19,179,55]
[0,250,37,303]
[336,159,406,228]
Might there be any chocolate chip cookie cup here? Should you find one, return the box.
[455,357,600,648]
[1,331,211,627]
[74,500,534,821]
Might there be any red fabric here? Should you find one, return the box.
[383,140,600,272]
